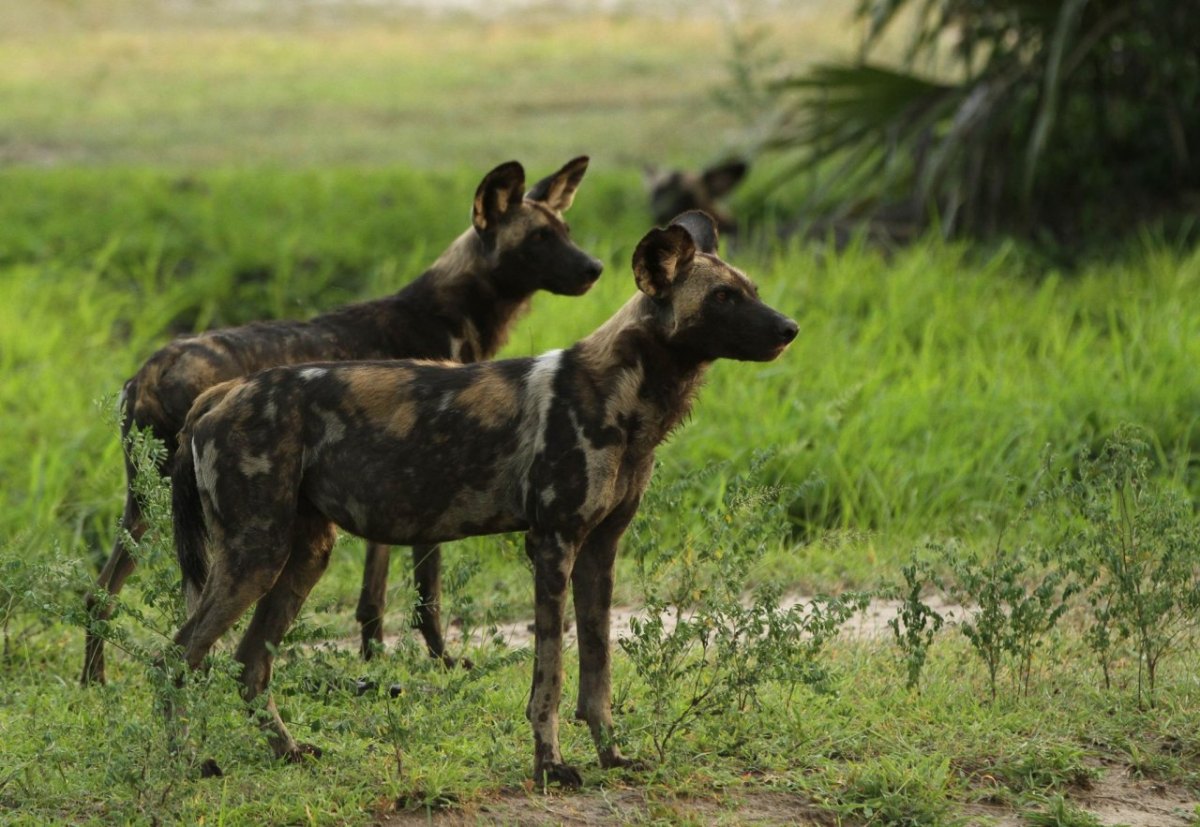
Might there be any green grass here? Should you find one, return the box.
[3,4,1200,823]
[6,167,1200,589]
[0,1,856,171]
[5,610,1199,824]
[3,168,1199,823]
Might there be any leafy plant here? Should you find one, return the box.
[887,559,945,691]
[763,0,1200,243]
[1021,793,1103,827]
[1049,426,1200,707]
[942,535,1073,701]
[620,458,866,762]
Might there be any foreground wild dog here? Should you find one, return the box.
[81,157,602,686]
[169,210,796,784]
[645,158,747,237]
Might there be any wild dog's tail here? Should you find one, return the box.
[171,381,238,612]
[171,433,208,613]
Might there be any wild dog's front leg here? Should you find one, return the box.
[411,544,469,668]
[525,530,581,788]
[82,492,145,686]
[572,498,642,770]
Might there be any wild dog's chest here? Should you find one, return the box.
[522,391,651,539]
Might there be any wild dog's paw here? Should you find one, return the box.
[439,653,474,670]
[284,743,323,764]
[354,678,405,698]
[535,761,583,790]
[601,754,648,772]
[198,758,224,778]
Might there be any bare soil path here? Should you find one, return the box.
[377,766,1199,826]
[363,595,1198,826]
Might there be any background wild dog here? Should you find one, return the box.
[168,209,797,785]
[81,157,603,686]
[645,158,747,237]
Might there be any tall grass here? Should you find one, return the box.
[4,169,1200,575]
[2,167,1199,824]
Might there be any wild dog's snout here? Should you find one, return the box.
[582,255,604,287]
[778,317,798,345]
[552,248,603,296]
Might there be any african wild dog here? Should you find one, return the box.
[645,158,747,237]
[167,209,797,785]
[80,157,602,686]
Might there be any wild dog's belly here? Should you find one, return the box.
[298,418,529,546]
[310,470,529,546]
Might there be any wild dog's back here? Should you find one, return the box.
[185,357,561,549]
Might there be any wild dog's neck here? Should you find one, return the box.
[412,228,533,361]
[577,293,711,446]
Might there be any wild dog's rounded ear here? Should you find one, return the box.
[633,224,695,299]
[701,159,748,198]
[473,161,526,235]
[669,210,719,256]
[525,155,589,213]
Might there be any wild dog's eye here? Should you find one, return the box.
[535,226,556,242]
[712,287,735,304]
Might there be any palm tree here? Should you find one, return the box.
[768,0,1199,242]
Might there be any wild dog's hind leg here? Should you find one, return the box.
[163,538,287,767]
[356,542,390,659]
[525,530,582,788]
[234,511,336,763]
[82,490,145,686]
[572,498,642,770]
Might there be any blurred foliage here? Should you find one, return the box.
[764,0,1200,246]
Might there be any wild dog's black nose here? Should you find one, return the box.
[586,257,604,280]
[779,319,798,344]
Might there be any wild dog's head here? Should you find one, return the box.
[633,210,796,363]
[644,160,748,238]
[473,157,603,296]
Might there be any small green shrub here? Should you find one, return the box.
[1049,426,1200,707]
[832,754,957,827]
[620,458,866,762]
[887,559,945,691]
[1021,793,1103,827]
[943,536,1073,702]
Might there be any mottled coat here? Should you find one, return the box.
[645,159,747,237]
[82,157,602,685]
[169,210,797,785]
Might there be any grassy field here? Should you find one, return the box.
[3,3,1200,825]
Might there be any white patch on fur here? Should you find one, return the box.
[516,349,562,515]
[342,495,369,532]
[193,439,221,515]
[314,408,346,452]
[449,336,465,361]
[239,453,273,477]
[299,367,328,381]
[569,408,618,518]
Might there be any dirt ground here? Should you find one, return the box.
[377,765,1199,826]
[386,592,966,653]
[362,595,1199,826]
